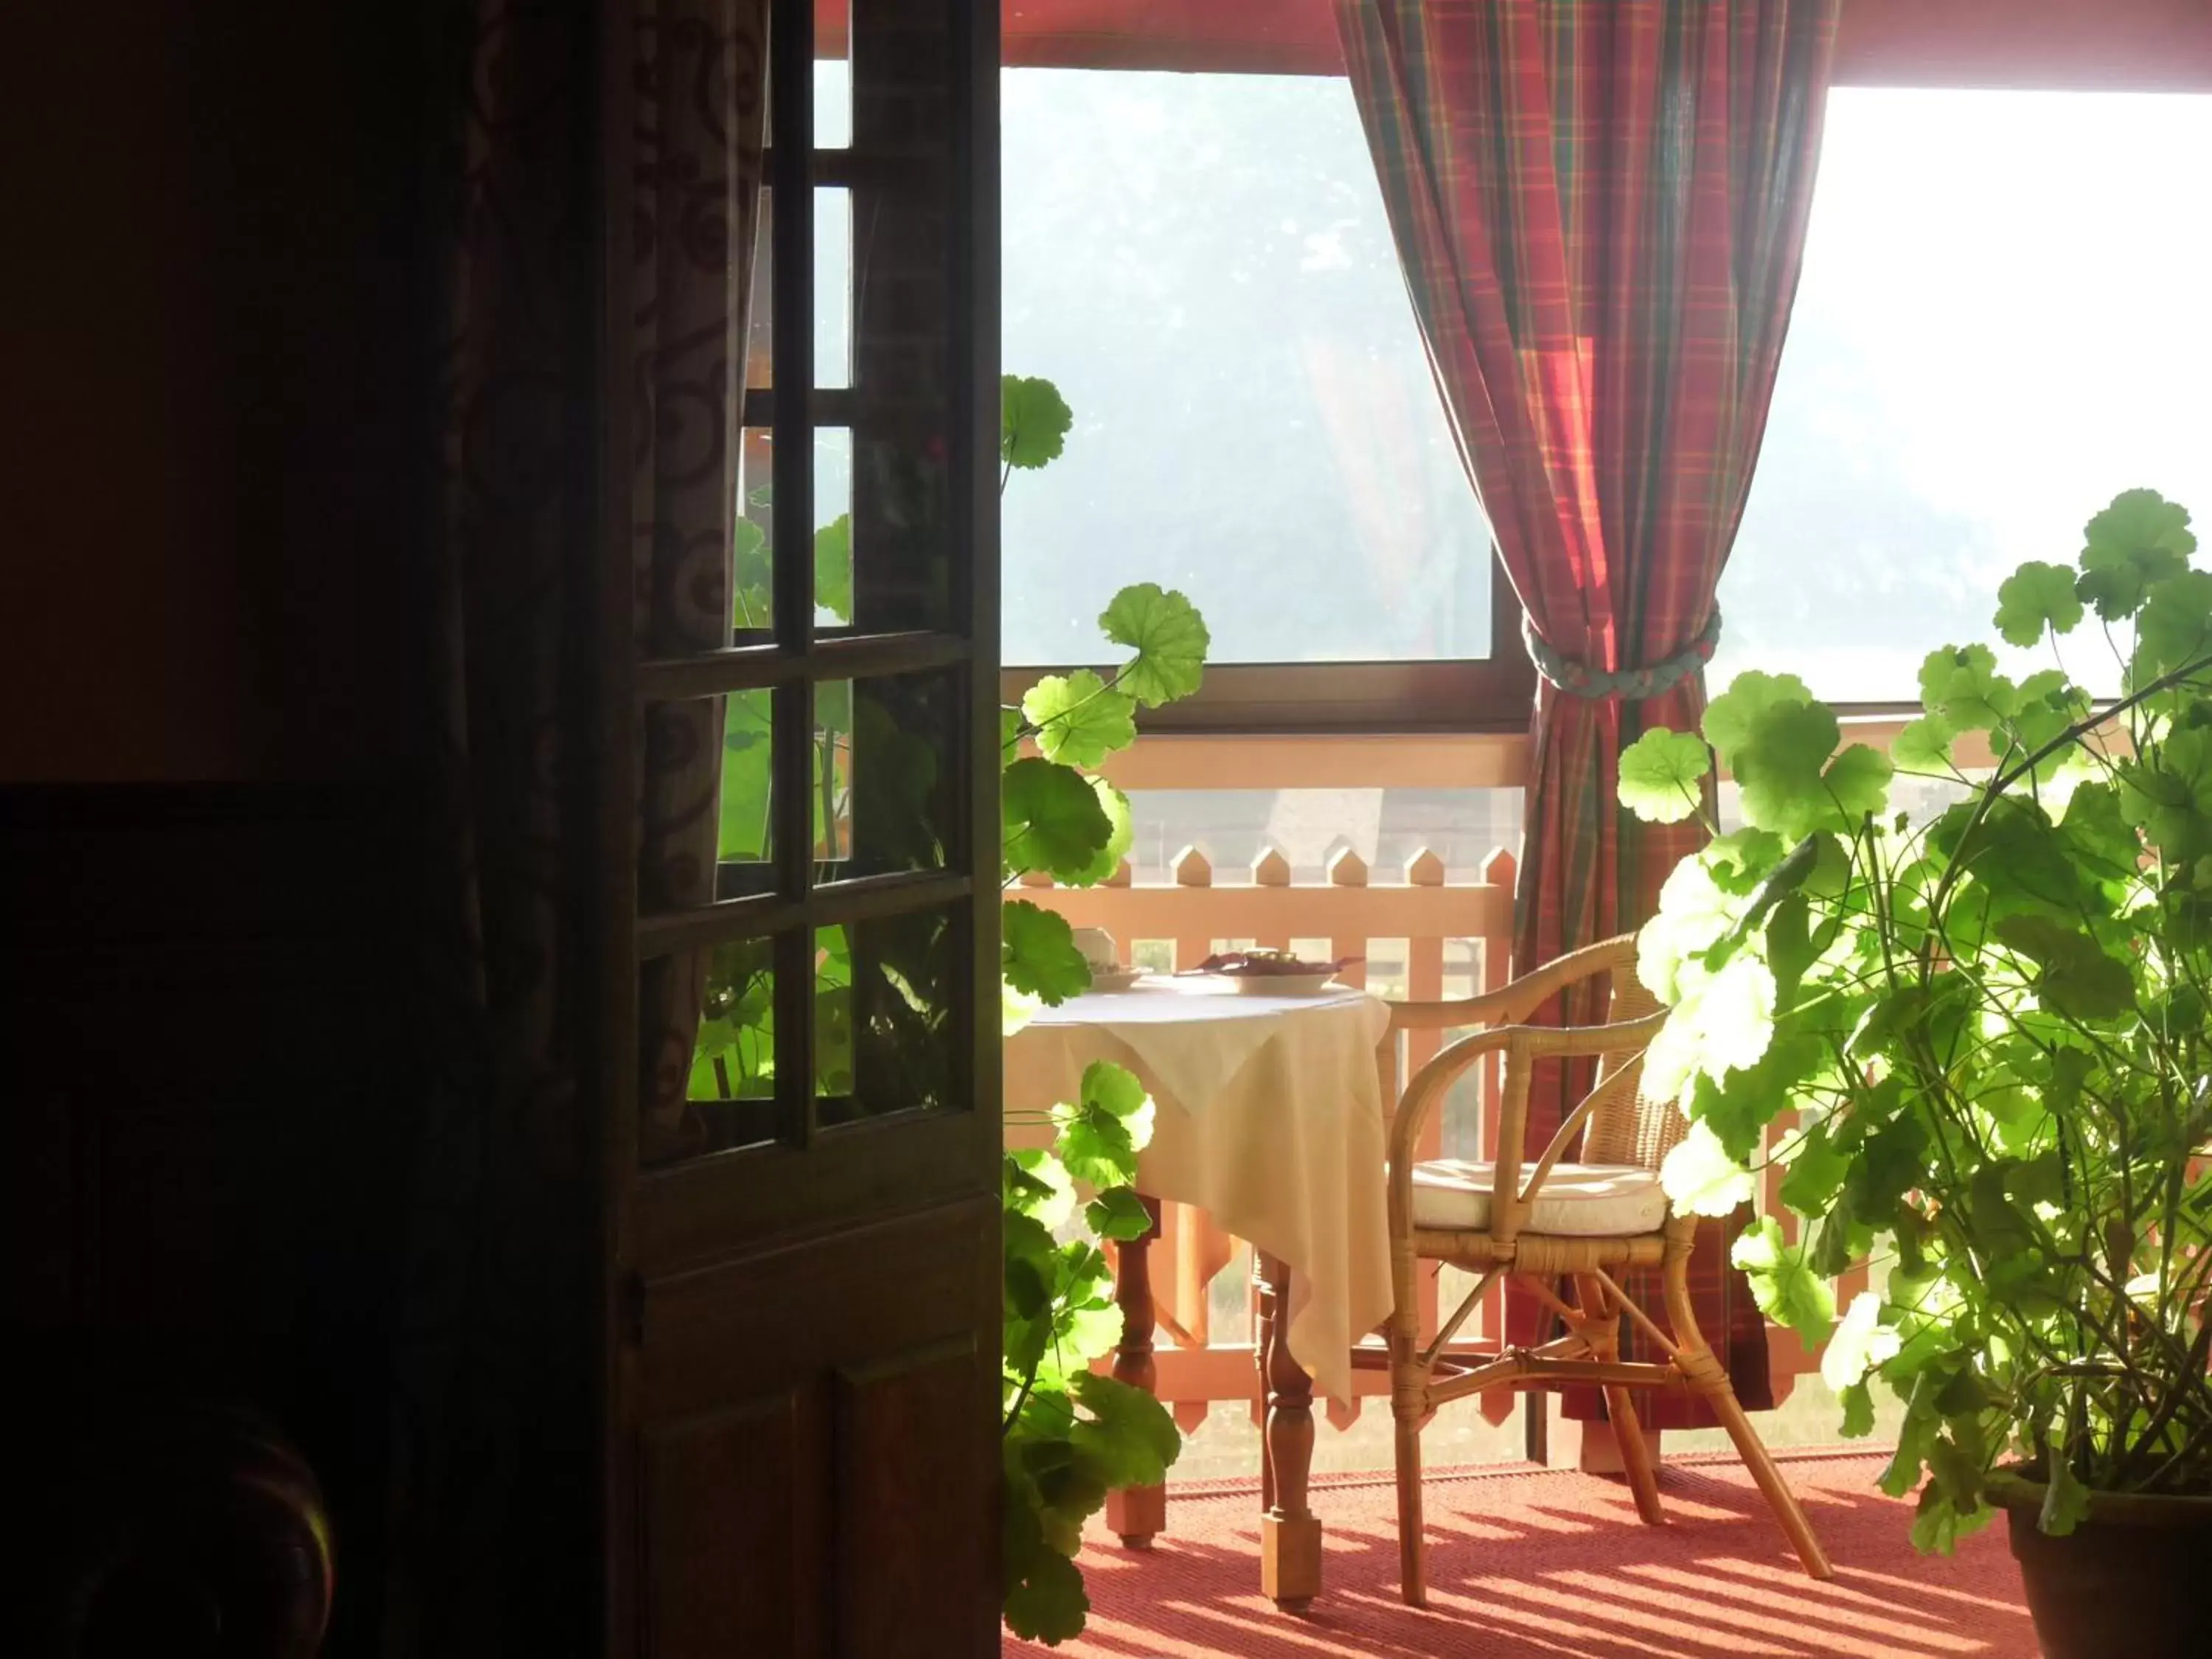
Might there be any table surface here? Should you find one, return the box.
[1006,973,1394,1408]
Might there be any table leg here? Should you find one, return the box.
[1105,1194,1168,1548]
[1253,1248,1322,1609]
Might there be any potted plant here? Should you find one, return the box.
[1614,489,2212,1658]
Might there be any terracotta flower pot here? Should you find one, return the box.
[1989,1471,2212,1659]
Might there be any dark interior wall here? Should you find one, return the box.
[2,3,433,782]
[1,8,440,1649]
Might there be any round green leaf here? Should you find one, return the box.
[1001,374,1073,470]
[2133,568,2212,679]
[1001,897,1092,1004]
[1702,669,1815,768]
[1022,669,1138,768]
[1618,728,1711,823]
[1061,779,1133,888]
[1992,560,2084,647]
[1822,1290,1902,1391]
[813,512,852,622]
[1891,714,1958,774]
[1817,742,1894,830]
[1918,644,2016,733]
[1659,1119,1757,1217]
[2077,487,2195,620]
[1731,1216,1835,1344]
[1004,756,1115,882]
[1099,582,1210,708]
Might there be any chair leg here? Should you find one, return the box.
[1575,1274,1663,1527]
[1394,1405,1426,1607]
[1663,1262,1833,1580]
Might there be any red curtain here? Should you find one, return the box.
[1336,0,1839,1427]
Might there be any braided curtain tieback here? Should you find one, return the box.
[1521,609,1722,701]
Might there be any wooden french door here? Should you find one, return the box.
[596,1,1001,1654]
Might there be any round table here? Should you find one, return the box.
[1004,974,1395,1607]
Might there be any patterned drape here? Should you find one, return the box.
[389,1,766,1649]
[1336,0,1838,1426]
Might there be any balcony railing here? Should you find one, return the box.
[1018,726,1925,1437]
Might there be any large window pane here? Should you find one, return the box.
[1000,69,1493,667]
[1714,89,2212,701]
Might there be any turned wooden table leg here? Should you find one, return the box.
[1253,1249,1322,1609]
[1106,1194,1168,1548]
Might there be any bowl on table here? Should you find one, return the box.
[1186,950,1360,997]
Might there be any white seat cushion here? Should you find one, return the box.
[1408,1159,1669,1237]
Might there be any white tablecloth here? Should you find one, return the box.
[1004,977,1394,1405]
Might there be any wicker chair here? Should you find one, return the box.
[1367,933,1832,1604]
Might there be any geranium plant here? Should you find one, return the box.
[995,375,1204,1644]
[1616,489,2212,1552]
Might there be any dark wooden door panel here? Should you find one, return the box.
[635,1199,997,1656]
[643,1393,823,1659]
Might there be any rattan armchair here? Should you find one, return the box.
[1371,934,1832,1604]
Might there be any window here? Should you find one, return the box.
[996,69,1526,730]
[1713,88,2212,703]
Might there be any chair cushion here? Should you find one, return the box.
[1408,1160,1669,1237]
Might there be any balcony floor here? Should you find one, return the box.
[1006,1451,2035,1658]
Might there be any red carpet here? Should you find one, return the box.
[1008,1452,2037,1658]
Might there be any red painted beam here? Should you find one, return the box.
[854,0,2212,91]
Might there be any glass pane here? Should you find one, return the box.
[645,938,778,1167]
[817,188,852,389]
[1001,69,1492,665]
[815,5,852,148]
[823,668,959,878]
[1714,89,2212,701]
[717,689,776,870]
[732,425,852,641]
[817,904,963,1127]
[1117,786,1522,886]
[742,188,854,392]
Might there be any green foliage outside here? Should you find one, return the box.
[1618,489,2212,1551]
[997,379,1208,1644]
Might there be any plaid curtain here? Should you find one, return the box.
[1337,0,1838,1427]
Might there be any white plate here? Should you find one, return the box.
[1085,966,1147,993]
[1210,972,1342,997]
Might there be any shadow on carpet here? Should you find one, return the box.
[1006,1452,2036,1658]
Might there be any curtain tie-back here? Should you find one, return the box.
[1521,609,1722,701]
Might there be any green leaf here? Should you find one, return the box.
[1004,757,1115,882]
[2039,1459,2091,1539]
[1006,1147,1077,1229]
[1892,714,1958,774]
[1993,560,2085,647]
[2118,726,2212,863]
[1991,915,2135,1020]
[1022,669,1138,768]
[1918,644,2017,734]
[1001,706,1025,765]
[1060,779,1133,888]
[1001,899,1093,1005]
[2133,568,2212,679]
[1823,1290,1903,1391]
[2076,487,2195,620]
[1702,670,1815,769]
[1001,374,1073,470]
[813,512,852,622]
[1618,728,1711,823]
[1099,583,1210,708]
[1058,1110,1138,1191]
[1731,1216,1835,1345]
[1818,743,1893,830]
[1002,1545,1087,1644]
[1911,1483,1996,1554]
[1839,1380,1877,1439]
[1080,1060,1150,1121]
[1687,1031,1820,1164]
[1069,1371,1181,1489]
[1658,1119,1756,1217]
[1733,700,1842,839]
[1085,1188,1154,1242]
